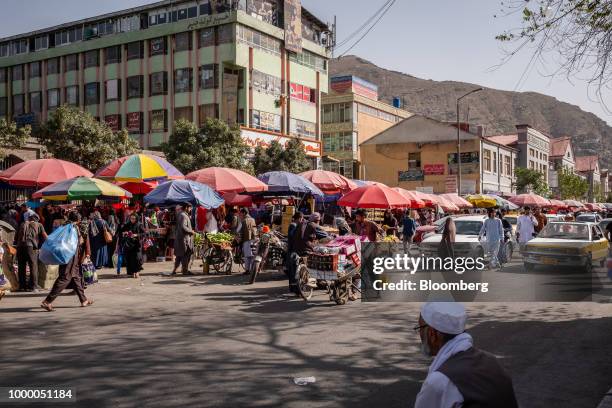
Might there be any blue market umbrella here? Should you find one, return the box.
[489,195,519,210]
[257,171,324,197]
[144,180,224,209]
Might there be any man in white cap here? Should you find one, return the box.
[414,302,518,408]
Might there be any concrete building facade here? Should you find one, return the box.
[321,75,411,179]
[360,115,518,195]
[0,0,331,160]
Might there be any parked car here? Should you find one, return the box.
[599,218,612,237]
[576,213,603,223]
[545,214,565,223]
[523,222,609,273]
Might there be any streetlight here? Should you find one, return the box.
[456,87,483,194]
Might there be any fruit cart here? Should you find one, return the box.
[200,232,235,275]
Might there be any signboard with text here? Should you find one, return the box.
[241,128,321,158]
[424,164,445,175]
[284,0,303,53]
[445,175,457,193]
[398,169,425,182]
[448,151,479,175]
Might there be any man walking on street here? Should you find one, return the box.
[479,208,504,269]
[415,302,518,408]
[172,203,195,275]
[402,210,417,254]
[239,208,257,273]
[516,206,538,251]
[16,213,47,292]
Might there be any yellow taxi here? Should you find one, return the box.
[523,222,609,273]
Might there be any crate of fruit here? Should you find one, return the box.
[307,253,339,272]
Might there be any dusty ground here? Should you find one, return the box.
[1,261,611,408]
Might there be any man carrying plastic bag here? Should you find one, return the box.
[40,211,94,312]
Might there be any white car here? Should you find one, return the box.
[420,215,515,260]
[576,213,603,223]
[545,214,565,223]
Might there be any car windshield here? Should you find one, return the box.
[454,221,483,235]
[576,215,595,222]
[539,223,589,240]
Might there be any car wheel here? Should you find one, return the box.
[584,255,593,274]
[600,258,606,268]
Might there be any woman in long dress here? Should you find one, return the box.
[41,211,94,311]
[89,211,109,269]
[119,213,144,278]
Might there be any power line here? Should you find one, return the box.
[335,0,394,48]
[337,0,396,58]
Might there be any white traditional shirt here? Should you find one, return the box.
[415,333,474,408]
[516,214,538,243]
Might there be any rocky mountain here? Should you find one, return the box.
[330,55,612,168]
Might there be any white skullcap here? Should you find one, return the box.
[420,302,466,335]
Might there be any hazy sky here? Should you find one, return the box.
[2,0,609,124]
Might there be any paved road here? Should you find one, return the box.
[1,261,611,408]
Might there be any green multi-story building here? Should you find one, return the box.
[0,0,331,162]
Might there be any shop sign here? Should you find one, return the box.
[398,169,424,182]
[448,151,479,175]
[424,164,445,175]
[104,115,120,132]
[445,176,457,193]
[241,128,321,157]
[416,186,434,194]
[127,112,142,133]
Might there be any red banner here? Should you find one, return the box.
[127,112,142,132]
[105,115,120,132]
[423,164,445,175]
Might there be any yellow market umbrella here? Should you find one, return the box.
[466,194,498,208]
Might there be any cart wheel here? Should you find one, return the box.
[249,259,261,284]
[224,251,234,275]
[297,264,313,301]
[333,281,350,305]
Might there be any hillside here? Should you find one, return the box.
[330,55,612,168]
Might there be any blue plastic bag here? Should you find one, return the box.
[40,224,78,265]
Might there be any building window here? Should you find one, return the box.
[149,72,168,96]
[174,68,193,93]
[105,46,122,64]
[199,28,215,48]
[0,97,7,117]
[322,103,352,124]
[84,82,100,105]
[290,83,316,104]
[251,70,281,95]
[198,64,219,89]
[0,68,6,83]
[34,35,49,51]
[47,89,60,109]
[65,54,79,72]
[47,58,60,75]
[150,109,168,132]
[290,118,316,138]
[12,94,25,116]
[29,62,41,78]
[251,109,281,133]
[543,153,548,162]
[12,65,24,81]
[529,160,535,170]
[236,25,281,55]
[126,112,144,134]
[504,155,511,176]
[55,27,82,46]
[65,86,79,106]
[288,49,327,72]
[126,41,144,60]
[30,93,46,116]
[408,152,421,169]
[174,32,192,52]
[217,25,234,44]
[149,37,167,56]
[493,152,497,173]
[174,107,193,122]
[483,150,491,172]
[84,50,99,68]
[105,79,121,101]
[127,75,144,99]
[104,114,121,132]
[198,104,219,125]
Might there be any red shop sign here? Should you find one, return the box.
[423,164,445,175]
[127,112,142,132]
[105,115,120,132]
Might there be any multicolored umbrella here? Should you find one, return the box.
[186,167,268,194]
[0,159,92,187]
[32,177,132,201]
[338,184,410,209]
[508,193,551,208]
[299,170,358,193]
[96,154,184,182]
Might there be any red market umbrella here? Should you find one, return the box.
[186,167,268,194]
[508,193,551,208]
[410,191,439,207]
[117,181,159,195]
[548,199,568,209]
[222,192,253,207]
[391,187,426,208]
[299,170,358,193]
[435,195,460,212]
[439,193,473,209]
[0,159,92,187]
[585,203,603,211]
[338,184,410,209]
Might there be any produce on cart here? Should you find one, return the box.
[200,232,235,275]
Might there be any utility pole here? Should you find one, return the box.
[456,88,483,194]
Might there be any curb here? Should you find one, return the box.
[598,388,612,408]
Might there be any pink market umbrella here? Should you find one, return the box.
[548,199,568,210]
[564,199,583,207]
[187,167,268,194]
[508,193,551,208]
[391,188,426,209]
[435,195,461,212]
[299,170,357,193]
[0,159,92,187]
[439,193,473,209]
[410,191,439,207]
[338,184,410,209]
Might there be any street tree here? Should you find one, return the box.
[280,138,311,173]
[0,118,31,159]
[252,141,284,175]
[496,0,612,95]
[558,167,589,199]
[514,167,550,196]
[38,105,139,171]
[161,118,253,174]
